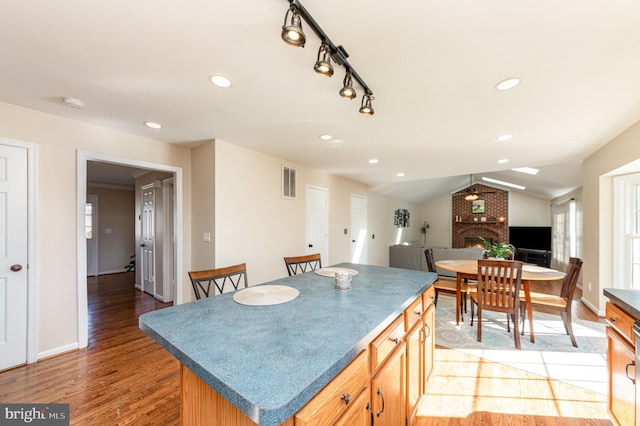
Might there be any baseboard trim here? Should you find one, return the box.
[581,296,604,317]
[37,342,79,362]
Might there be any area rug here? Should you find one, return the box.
[434,295,608,394]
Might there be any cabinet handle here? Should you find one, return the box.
[608,317,618,323]
[389,337,399,344]
[626,361,636,384]
[414,310,422,316]
[420,327,426,344]
[340,393,350,405]
[424,323,431,339]
[366,402,374,424]
[376,387,385,417]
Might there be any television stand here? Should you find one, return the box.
[514,248,551,267]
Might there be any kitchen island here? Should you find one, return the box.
[139,263,436,425]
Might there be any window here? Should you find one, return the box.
[615,174,640,289]
[85,202,93,239]
[551,199,576,271]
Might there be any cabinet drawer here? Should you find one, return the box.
[422,285,435,309]
[606,302,636,346]
[295,350,369,426]
[370,315,405,372]
[404,297,423,331]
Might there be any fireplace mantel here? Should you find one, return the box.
[452,184,509,248]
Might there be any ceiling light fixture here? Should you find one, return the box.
[369,159,379,164]
[359,94,375,115]
[497,159,509,164]
[397,172,405,177]
[339,70,357,99]
[482,176,525,190]
[319,134,332,141]
[281,5,306,47]
[144,121,162,129]
[512,167,539,175]
[464,193,479,201]
[209,74,232,88]
[495,78,521,91]
[281,0,374,114]
[313,43,333,77]
[497,134,512,141]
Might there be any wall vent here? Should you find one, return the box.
[282,165,297,199]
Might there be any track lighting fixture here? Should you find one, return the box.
[339,70,356,99]
[314,43,333,77]
[359,94,374,115]
[281,0,375,114]
[281,5,306,47]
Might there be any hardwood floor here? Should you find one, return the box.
[0,272,180,425]
[0,274,613,425]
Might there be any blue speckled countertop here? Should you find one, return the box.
[604,288,640,319]
[139,263,436,425]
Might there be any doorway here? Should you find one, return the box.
[350,194,368,264]
[305,185,329,263]
[77,151,184,349]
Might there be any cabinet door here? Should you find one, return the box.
[334,387,372,426]
[607,326,636,426]
[406,321,421,421]
[421,303,435,391]
[371,342,406,426]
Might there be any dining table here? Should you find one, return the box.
[435,259,566,343]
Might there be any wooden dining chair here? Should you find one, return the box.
[470,260,524,349]
[520,257,583,347]
[188,263,248,300]
[425,248,468,315]
[284,253,322,276]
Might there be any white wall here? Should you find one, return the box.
[583,119,640,314]
[508,192,551,226]
[211,140,421,287]
[0,101,192,357]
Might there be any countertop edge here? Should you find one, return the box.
[140,269,436,425]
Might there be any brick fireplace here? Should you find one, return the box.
[451,183,508,248]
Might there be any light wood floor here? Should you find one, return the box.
[0,274,613,425]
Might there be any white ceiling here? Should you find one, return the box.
[3,0,640,203]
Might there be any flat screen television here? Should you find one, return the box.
[508,226,552,251]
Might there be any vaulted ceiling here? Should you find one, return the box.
[4,1,640,203]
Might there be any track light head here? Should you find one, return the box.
[339,71,357,99]
[314,43,333,77]
[359,94,374,115]
[281,6,306,47]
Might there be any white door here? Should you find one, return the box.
[141,184,155,295]
[0,144,28,370]
[306,186,328,264]
[351,195,368,264]
[86,194,98,276]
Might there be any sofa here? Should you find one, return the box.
[389,244,484,277]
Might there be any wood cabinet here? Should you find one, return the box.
[295,350,369,425]
[334,387,372,426]
[371,341,406,426]
[606,301,636,426]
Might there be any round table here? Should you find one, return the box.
[435,259,566,343]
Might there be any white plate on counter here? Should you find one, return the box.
[314,267,359,277]
[233,285,299,306]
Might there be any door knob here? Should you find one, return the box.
[10,264,22,272]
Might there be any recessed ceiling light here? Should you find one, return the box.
[397,172,405,177]
[319,134,332,141]
[497,134,512,141]
[209,74,232,88]
[482,176,525,190]
[497,159,509,164]
[495,78,521,91]
[512,167,539,175]
[144,121,162,129]
[369,159,379,164]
